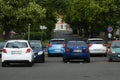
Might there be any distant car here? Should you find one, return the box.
[47,38,66,57]
[0,41,6,57]
[63,41,90,63]
[87,38,107,56]
[107,40,120,62]
[1,40,34,67]
[29,40,45,63]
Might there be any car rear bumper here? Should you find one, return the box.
[2,55,33,63]
[108,53,120,60]
[89,50,107,54]
[48,50,65,55]
[64,53,90,59]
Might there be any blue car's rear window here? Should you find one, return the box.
[67,41,87,46]
[50,40,65,44]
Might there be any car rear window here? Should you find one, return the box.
[6,42,28,48]
[88,40,104,44]
[30,43,41,48]
[112,42,120,48]
[50,40,65,44]
[67,41,87,46]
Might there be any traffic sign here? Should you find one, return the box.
[107,27,113,32]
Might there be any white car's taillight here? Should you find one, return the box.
[88,44,92,47]
[2,49,7,53]
[103,44,106,47]
[26,48,31,53]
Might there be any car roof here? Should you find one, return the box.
[87,38,104,40]
[50,38,65,41]
[29,40,41,42]
[112,40,120,42]
[68,40,84,42]
[7,40,28,42]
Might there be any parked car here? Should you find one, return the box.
[63,41,90,63]
[1,40,34,67]
[107,40,120,62]
[87,38,107,56]
[29,40,45,63]
[0,41,6,57]
[47,38,66,57]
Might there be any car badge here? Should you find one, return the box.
[77,46,79,48]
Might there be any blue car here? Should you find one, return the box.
[29,40,45,63]
[47,38,66,57]
[63,41,90,63]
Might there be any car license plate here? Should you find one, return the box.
[73,50,81,52]
[55,49,60,52]
[118,55,120,57]
[11,51,21,54]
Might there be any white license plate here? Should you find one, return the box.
[11,51,21,54]
[55,49,60,52]
[73,50,81,52]
[118,55,120,57]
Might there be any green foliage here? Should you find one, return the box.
[0,0,120,39]
[24,32,49,41]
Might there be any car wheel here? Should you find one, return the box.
[63,57,68,63]
[48,53,51,57]
[108,57,112,62]
[27,62,33,67]
[2,62,8,67]
[40,54,45,63]
[84,58,90,63]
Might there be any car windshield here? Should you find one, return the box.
[67,41,87,46]
[88,40,104,44]
[0,42,5,49]
[30,43,41,48]
[50,40,65,44]
[112,42,120,48]
[6,42,28,48]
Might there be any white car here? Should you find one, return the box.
[1,40,34,67]
[87,38,107,56]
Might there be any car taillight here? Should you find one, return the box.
[26,48,31,53]
[85,48,89,53]
[88,44,92,47]
[109,47,113,53]
[48,44,52,47]
[2,49,7,53]
[66,48,70,53]
[103,44,106,46]
[62,44,66,48]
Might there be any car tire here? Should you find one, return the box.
[108,57,112,62]
[84,58,90,63]
[27,62,33,67]
[48,53,51,57]
[63,57,69,63]
[2,62,7,67]
[40,54,45,63]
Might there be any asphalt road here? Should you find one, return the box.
[0,57,120,80]
[0,31,120,80]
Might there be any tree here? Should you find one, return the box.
[0,0,46,39]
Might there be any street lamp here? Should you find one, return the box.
[40,25,47,41]
[28,23,31,40]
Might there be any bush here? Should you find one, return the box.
[24,32,50,41]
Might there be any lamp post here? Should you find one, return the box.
[28,23,31,40]
[40,25,47,41]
